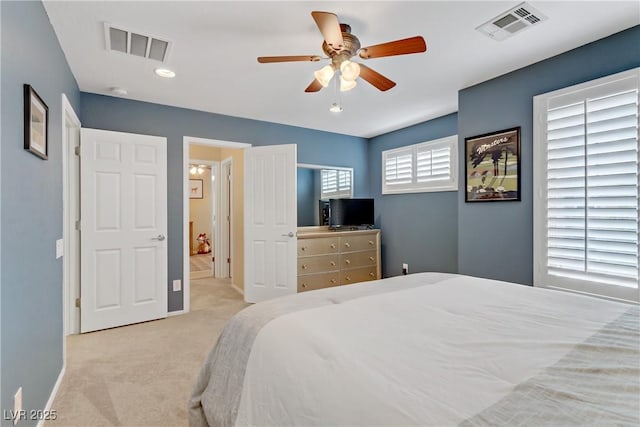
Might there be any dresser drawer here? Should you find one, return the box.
[297,255,339,275]
[340,266,379,285]
[340,250,377,269]
[298,272,340,292]
[339,234,378,252]
[297,237,339,256]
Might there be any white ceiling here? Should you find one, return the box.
[43,1,639,138]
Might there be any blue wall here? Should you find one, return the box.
[80,93,369,311]
[457,26,640,285]
[368,113,458,277]
[1,1,80,425]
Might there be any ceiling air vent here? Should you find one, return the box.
[476,2,547,41]
[104,23,172,62]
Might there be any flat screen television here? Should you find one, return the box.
[329,198,374,229]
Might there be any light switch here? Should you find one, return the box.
[56,239,64,259]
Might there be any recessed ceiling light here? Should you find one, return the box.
[109,87,128,96]
[154,68,176,78]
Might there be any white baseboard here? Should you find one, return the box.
[37,364,66,427]
[167,309,186,317]
[231,283,244,296]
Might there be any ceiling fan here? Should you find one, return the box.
[257,11,427,93]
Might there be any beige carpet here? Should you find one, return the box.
[47,278,248,427]
[189,254,212,273]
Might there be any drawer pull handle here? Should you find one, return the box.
[302,264,308,270]
[330,261,336,266]
[368,240,374,245]
[344,242,351,248]
[302,283,307,288]
[369,256,375,261]
[301,246,307,251]
[345,276,351,281]
[330,244,336,249]
[345,259,351,264]
[330,279,337,284]
[369,272,375,277]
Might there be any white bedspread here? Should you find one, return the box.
[190,273,639,426]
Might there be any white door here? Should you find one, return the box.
[80,128,168,333]
[244,144,297,303]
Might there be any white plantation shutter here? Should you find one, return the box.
[321,168,352,199]
[382,136,457,194]
[384,148,413,186]
[417,146,451,183]
[534,68,639,302]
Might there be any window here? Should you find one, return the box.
[321,168,353,199]
[382,135,458,194]
[533,68,639,302]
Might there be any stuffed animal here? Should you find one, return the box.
[196,233,211,254]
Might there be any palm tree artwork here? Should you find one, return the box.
[465,128,520,201]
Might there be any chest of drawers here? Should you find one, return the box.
[297,229,381,292]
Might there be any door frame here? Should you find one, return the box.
[220,157,233,279]
[182,136,250,313]
[62,94,81,336]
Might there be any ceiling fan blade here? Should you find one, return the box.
[311,11,344,51]
[358,64,396,91]
[359,36,426,59]
[304,79,323,93]
[257,55,321,63]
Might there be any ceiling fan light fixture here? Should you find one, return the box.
[339,60,360,81]
[340,76,357,92]
[314,65,335,87]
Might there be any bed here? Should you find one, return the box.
[189,273,639,427]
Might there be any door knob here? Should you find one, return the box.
[151,234,166,241]
[281,232,295,237]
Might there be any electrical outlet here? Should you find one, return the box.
[14,387,22,425]
[172,279,181,291]
[402,263,409,275]
[56,239,64,259]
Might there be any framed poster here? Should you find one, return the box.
[189,179,204,199]
[465,127,520,202]
[24,84,49,160]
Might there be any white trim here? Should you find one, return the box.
[231,283,244,296]
[61,94,81,343]
[533,67,639,303]
[221,157,233,280]
[37,365,66,427]
[182,136,250,314]
[167,309,186,317]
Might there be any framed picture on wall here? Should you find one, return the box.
[189,179,204,199]
[464,127,521,202]
[23,84,49,160]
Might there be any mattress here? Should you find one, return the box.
[189,273,639,426]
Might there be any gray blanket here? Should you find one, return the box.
[461,304,640,427]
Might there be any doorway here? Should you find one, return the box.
[188,160,217,280]
[182,137,251,313]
